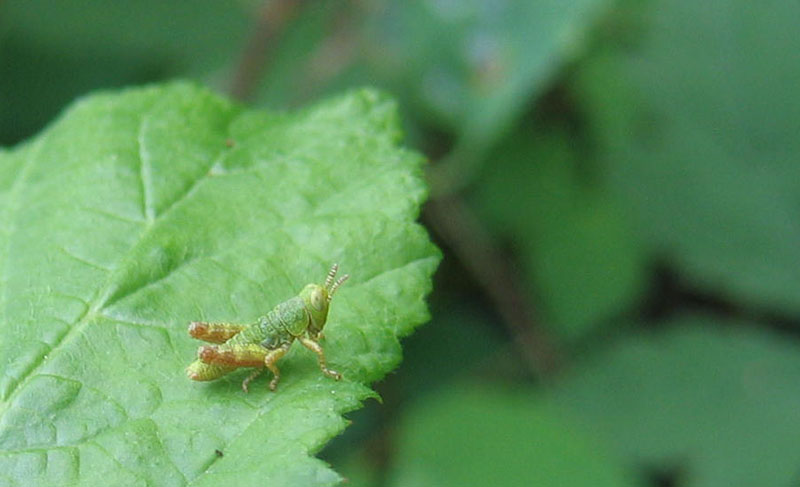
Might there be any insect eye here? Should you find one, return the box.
[311,288,326,310]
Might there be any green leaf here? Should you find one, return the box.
[0,82,440,486]
[552,316,800,487]
[474,125,647,340]
[576,0,800,314]
[386,386,639,487]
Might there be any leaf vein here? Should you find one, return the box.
[137,115,156,225]
[0,109,239,420]
[0,140,45,365]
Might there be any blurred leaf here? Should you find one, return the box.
[251,0,613,158]
[576,0,800,314]
[553,316,800,487]
[1,0,249,71]
[398,298,510,391]
[0,0,251,144]
[365,0,612,150]
[0,83,440,486]
[387,386,639,487]
[474,125,647,340]
[0,34,164,146]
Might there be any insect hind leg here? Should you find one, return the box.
[198,343,267,368]
[197,343,291,392]
[188,321,247,343]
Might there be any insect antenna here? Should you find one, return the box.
[324,263,339,290]
[328,274,349,301]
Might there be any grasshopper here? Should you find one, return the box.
[186,264,349,392]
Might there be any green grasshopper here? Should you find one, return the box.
[186,264,349,392]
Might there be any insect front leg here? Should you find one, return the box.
[298,336,342,381]
[189,321,248,344]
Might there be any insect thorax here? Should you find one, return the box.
[254,296,308,349]
[275,296,309,335]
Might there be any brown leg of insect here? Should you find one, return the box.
[263,343,292,391]
[189,321,248,344]
[242,368,263,393]
[198,343,267,367]
[298,336,342,381]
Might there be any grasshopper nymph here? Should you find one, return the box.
[186,264,349,392]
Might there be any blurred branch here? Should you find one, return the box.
[299,7,358,95]
[425,197,562,379]
[228,0,306,101]
[426,138,486,198]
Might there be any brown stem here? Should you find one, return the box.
[426,138,485,198]
[228,0,306,101]
[424,197,562,379]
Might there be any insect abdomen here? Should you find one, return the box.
[186,360,234,381]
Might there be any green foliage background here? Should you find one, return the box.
[1,0,799,486]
